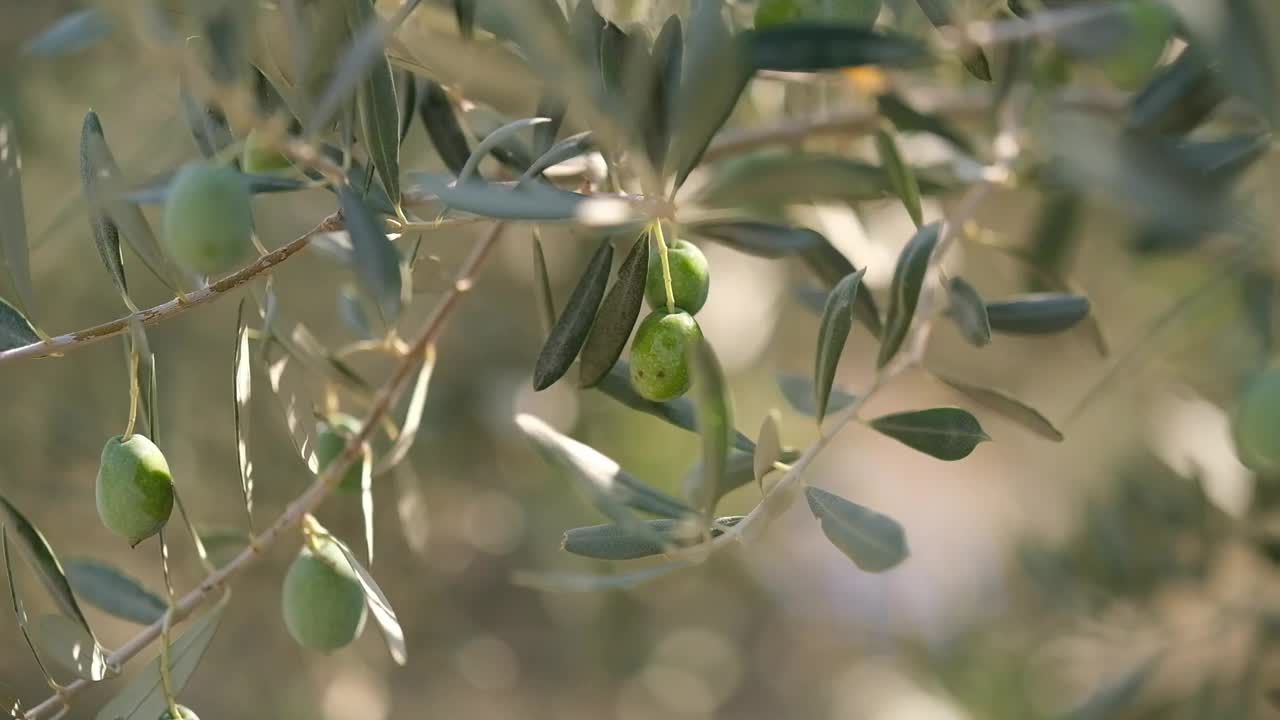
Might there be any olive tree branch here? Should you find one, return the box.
[21,222,507,720]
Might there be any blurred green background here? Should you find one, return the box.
[2,1,1280,718]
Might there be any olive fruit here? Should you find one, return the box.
[646,239,710,315]
[281,535,367,652]
[161,161,254,277]
[315,414,371,494]
[1233,369,1280,475]
[1097,0,1174,90]
[629,310,702,401]
[158,705,199,720]
[241,130,292,174]
[95,434,174,546]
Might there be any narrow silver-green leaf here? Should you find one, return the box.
[645,14,682,170]
[64,558,166,626]
[562,516,743,560]
[869,407,989,461]
[742,22,931,72]
[418,80,471,175]
[23,9,112,57]
[944,276,991,347]
[877,91,973,155]
[1127,48,1224,134]
[687,335,734,516]
[178,83,232,159]
[874,125,923,228]
[406,172,587,220]
[580,233,648,387]
[356,49,402,208]
[814,268,865,422]
[511,560,690,593]
[459,116,550,181]
[687,220,823,258]
[263,348,321,474]
[805,486,908,572]
[776,372,856,417]
[532,92,566,157]
[934,374,1064,443]
[801,232,882,337]
[596,361,756,452]
[396,69,418,144]
[517,131,594,185]
[533,237,613,390]
[878,221,941,368]
[3,530,57,686]
[753,411,782,489]
[0,297,38,350]
[337,186,403,322]
[914,0,991,80]
[986,293,1090,335]
[125,317,157,441]
[330,535,407,665]
[0,115,33,318]
[233,299,254,520]
[697,151,942,210]
[35,614,104,680]
[531,231,556,337]
[94,595,228,720]
[373,343,435,475]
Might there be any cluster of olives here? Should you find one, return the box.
[629,239,711,402]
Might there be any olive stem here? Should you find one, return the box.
[156,532,181,720]
[20,222,507,720]
[651,220,676,314]
[122,348,140,441]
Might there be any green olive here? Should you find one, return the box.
[162,161,254,277]
[646,239,710,315]
[241,130,292,174]
[1098,0,1174,90]
[281,536,368,652]
[629,310,702,401]
[315,414,371,494]
[158,705,199,720]
[95,435,174,546]
[1233,369,1280,475]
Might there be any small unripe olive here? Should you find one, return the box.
[158,705,199,720]
[281,536,367,652]
[241,130,292,174]
[646,239,710,315]
[1097,0,1173,90]
[95,435,174,546]
[315,414,371,494]
[629,310,702,401]
[1233,370,1280,475]
[162,161,254,277]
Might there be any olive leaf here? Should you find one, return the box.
[687,220,824,258]
[124,171,310,206]
[233,299,254,521]
[595,361,756,452]
[22,8,112,57]
[944,276,991,347]
[337,186,403,323]
[532,92,567,157]
[35,614,104,680]
[666,0,752,190]
[1025,192,1082,292]
[459,116,550,182]
[0,297,39,351]
[933,374,1064,443]
[373,343,435,475]
[396,69,418,144]
[406,172,588,221]
[517,131,594,185]
[418,80,472,175]
[742,22,931,72]
[877,91,973,156]
[687,335,734,517]
[64,558,166,626]
[776,372,856,417]
[874,124,923,228]
[330,535,407,665]
[805,487,908,572]
[531,230,556,337]
[349,5,402,209]
[562,517,743,561]
[263,346,321,475]
[814,268,865,422]
[986,293,1090,335]
[2,530,56,685]
[913,0,991,80]
[454,0,476,38]
[0,114,34,319]
[338,284,374,339]
[801,232,882,337]
[1176,133,1271,184]
[125,317,158,442]
[878,221,941,368]
[533,237,613,390]
[753,411,782,489]
[1167,0,1280,126]
[869,407,989,460]
[1127,48,1224,135]
[511,560,691,593]
[698,152,896,209]
[94,595,228,720]
[0,494,109,681]
[645,15,682,171]
[580,233,648,387]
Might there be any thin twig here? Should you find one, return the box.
[20,222,506,720]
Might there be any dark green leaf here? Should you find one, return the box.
[1176,133,1271,183]
[0,297,38,350]
[233,299,254,519]
[418,80,471,176]
[742,22,931,72]
[687,220,823,258]
[329,535,407,665]
[776,372,856,417]
[94,596,227,720]
[406,172,588,220]
[913,0,991,80]
[1025,191,1081,292]
[562,516,743,560]
[666,0,752,190]
[23,9,112,57]
[459,117,549,182]
[874,125,923,227]
[869,407,989,460]
[580,233,649,387]
[805,487,908,572]
[64,559,166,626]
[600,21,630,101]
[596,360,756,452]
[532,92,567,157]
[800,231,882,337]
[396,70,418,144]
[877,91,973,155]
[986,293,1090,335]
[533,237,613,390]
[687,335,734,516]
[466,109,536,172]
[814,269,865,422]
[0,495,108,680]
[1167,0,1280,126]
[0,114,33,317]
[934,374,1063,442]
[454,0,476,38]
[877,221,941,368]
[570,0,607,97]
[532,231,556,337]
[337,186,403,322]
[944,276,991,347]
[80,111,129,304]
[645,15,682,170]
[351,8,402,208]
[697,151,947,209]
[1127,48,1225,134]
[753,412,782,489]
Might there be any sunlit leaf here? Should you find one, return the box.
[337,186,403,322]
[874,125,923,228]
[595,361,755,452]
[232,299,254,521]
[23,9,112,57]
[753,411,782,489]
[0,296,38,351]
[814,269,865,422]
[869,407,989,460]
[35,614,104,680]
[263,348,320,475]
[687,335,734,517]
[933,374,1064,442]
[805,487,908,572]
[986,293,1090,335]
[776,372,856,417]
[373,343,435,475]
[511,560,690,592]
[64,558,166,626]
[329,535,407,665]
[877,221,941,368]
[0,114,33,319]
[687,220,823,258]
[396,69,418,144]
[944,276,991,347]
[418,80,471,175]
[742,22,930,72]
[562,516,742,560]
[913,0,991,80]
[533,237,613,390]
[580,233,648,388]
